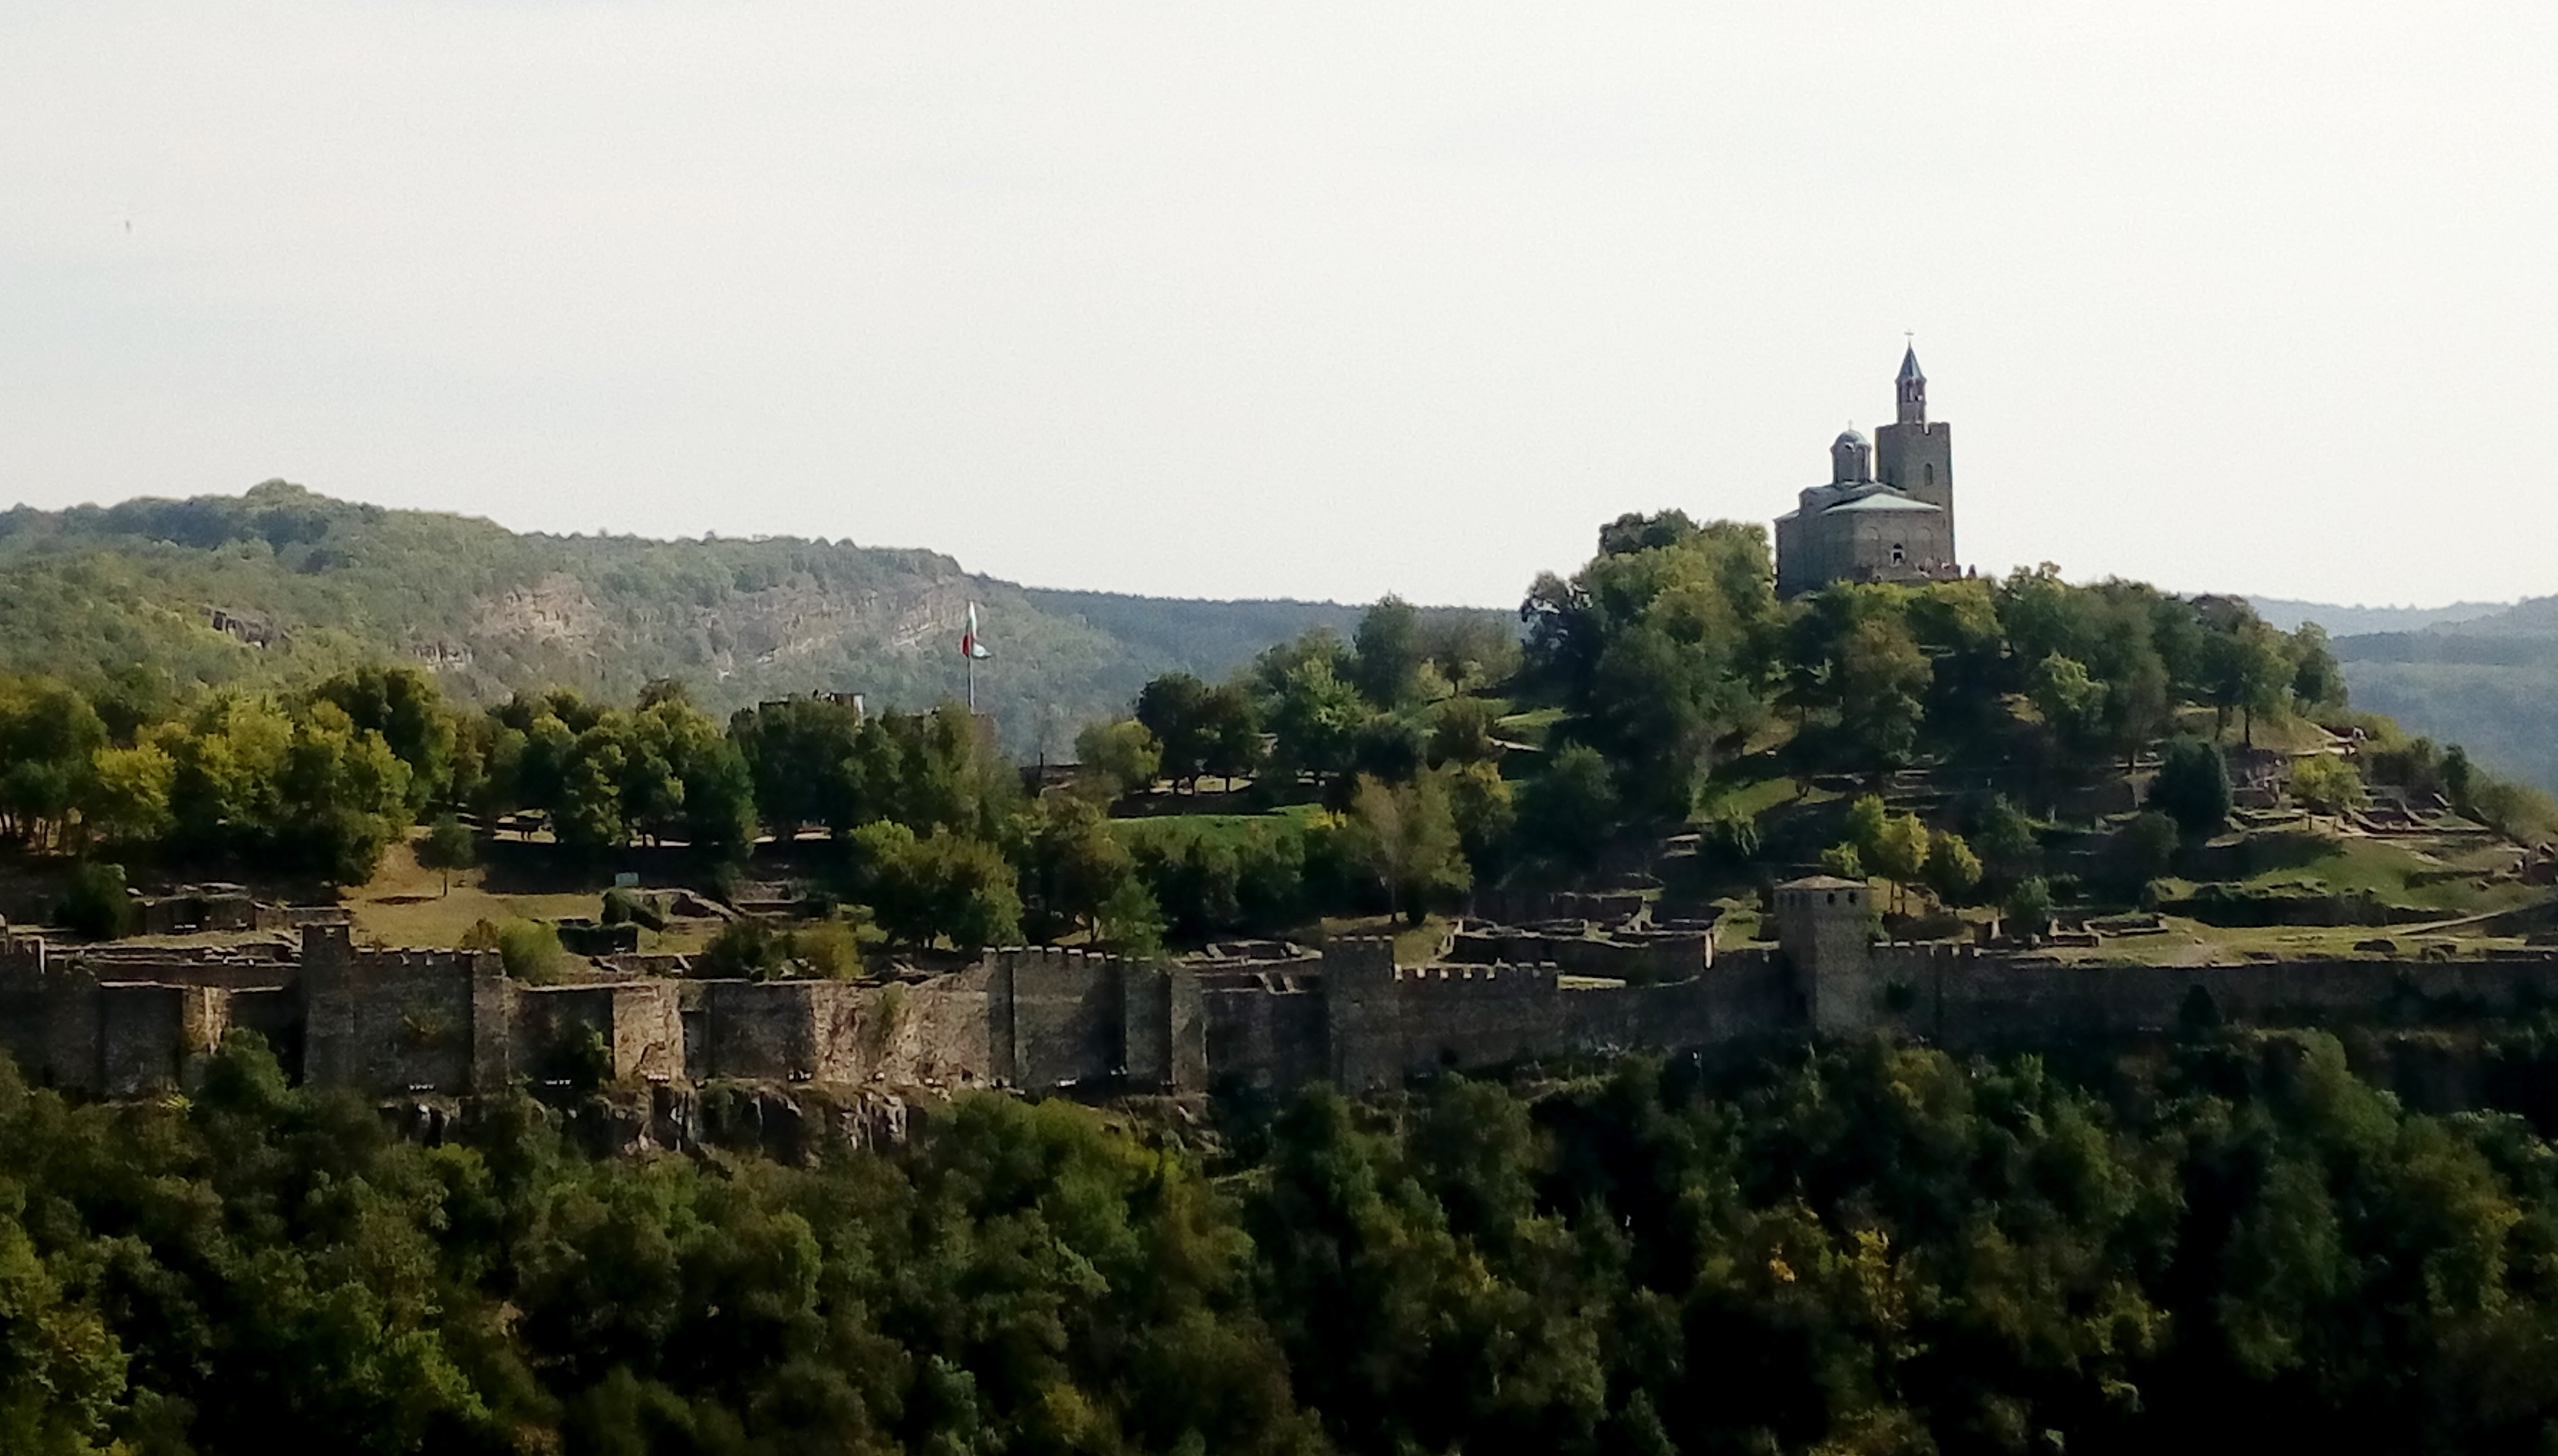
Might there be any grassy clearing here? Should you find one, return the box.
[1698,773,1802,823]
[2214,832,2541,916]
[1111,806,1324,855]
[1493,706,1564,746]
[345,839,601,949]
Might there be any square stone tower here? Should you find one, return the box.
[1773,876,1877,1036]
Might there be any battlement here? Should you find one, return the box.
[1391,960,1561,996]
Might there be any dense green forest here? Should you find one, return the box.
[0,483,1403,761]
[18,1027,2558,1454]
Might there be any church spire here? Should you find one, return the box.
[1895,342,1926,426]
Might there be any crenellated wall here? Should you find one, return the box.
[30,910,2558,1107]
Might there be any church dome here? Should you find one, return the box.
[1829,427,1874,485]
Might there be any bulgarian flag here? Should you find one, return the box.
[961,602,991,659]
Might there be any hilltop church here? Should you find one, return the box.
[1773,347,1961,596]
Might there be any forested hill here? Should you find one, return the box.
[0,481,1381,757]
[2319,593,2558,795]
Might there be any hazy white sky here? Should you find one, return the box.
[6,2,2554,609]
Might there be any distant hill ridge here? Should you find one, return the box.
[2247,596,2512,637]
[0,481,1401,756]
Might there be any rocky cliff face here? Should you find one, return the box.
[387,1082,933,1164]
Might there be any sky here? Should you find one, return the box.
[6,2,2556,611]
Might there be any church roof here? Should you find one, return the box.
[1898,345,1924,383]
[1821,492,1941,515]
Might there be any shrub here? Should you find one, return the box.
[57,861,136,940]
[471,918,563,984]
[2290,754,2367,814]
[2004,876,2054,937]
[2150,738,2231,839]
[697,919,782,979]
[789,920,862,980]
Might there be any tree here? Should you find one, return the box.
[2029,652,2109,762]
[1018,794,1138,938]
[2150,738,2232,840]
[1871,811,1933,915]
[1096,877,1166,954]
[2444,744,2476,817]
[1350,596,1427,708]
[866,830,1022,951]
[1516,743,1617,869]
[1264,657,1370,789]
[2003,875,2054,937]
[1922,831,1982,906]
[1136,673,1213,791]
[1974,794,2041,890]
[728,695,865,834]
[1818,842,1865,880]
[418,814,477,896]
[1342,772,1470,922]
[1843,794,1890,861]
[2287,623,2345,713]
[2115,810,2179,896]
[57,860,134,940]
[304,665,454,813]
[2201,614,2292,745]
[2290,753,2368,816]
[82,742,173,846]
[277,700,416,885]
[1194,683,1264,786]
[0,676,108,848]
[1834,612,1932,768]
[1074,718,1161,801]
[1427,697,1500,767]
[1443,761,1516,880]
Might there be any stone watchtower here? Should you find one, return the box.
[1773,876,1877,1035]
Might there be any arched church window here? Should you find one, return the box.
[1925,464,1936,488]
[1891,544,1906,567]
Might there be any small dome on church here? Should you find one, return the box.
[1833,428,1867,450]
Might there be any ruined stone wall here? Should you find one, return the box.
[299,927,505,1096]
[1322,939,1404,1092]
[877,967,994,1089]
[1448,929,1709,983]
[98,983,186,1097]
[514,983,684,1083]
[1384,962,1564,1078]
[995,948,1125,1089]
[1468,890,1646,926]
[1887,952,2558,1050]
[695,981,846,1082]
[1200,976,1329,1091]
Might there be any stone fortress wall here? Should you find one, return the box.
[12,885,2558,1104]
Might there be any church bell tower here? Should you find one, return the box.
[1874,343,1954,547]
[1894,345,1926,425]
